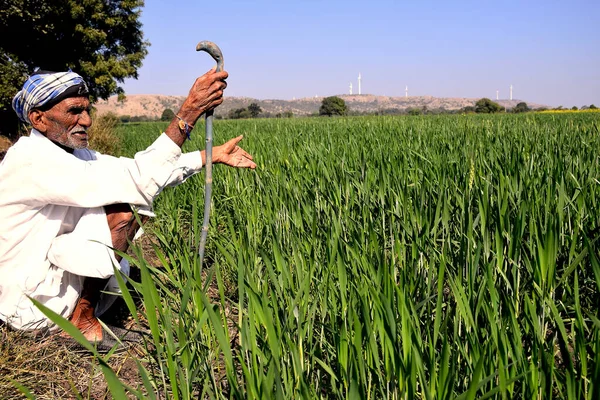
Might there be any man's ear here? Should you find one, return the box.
[28,109,46,133]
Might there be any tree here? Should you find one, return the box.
[319,96,347,116]
[248,103,262,118]
[513,102,530,113]
[228,108,251,119]
[0,0,149,139]
[475,98,504,114]
[161,108,175,122]
[590,104,597,109]
[571,106,579,111]
[275,110,293,118]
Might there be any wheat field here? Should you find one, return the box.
[39,113,600,399]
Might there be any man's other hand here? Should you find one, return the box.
[208,135,257,169]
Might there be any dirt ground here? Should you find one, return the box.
[0,323,147,399]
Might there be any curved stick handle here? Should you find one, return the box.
[196,41,224,72]
[196,41,224,264]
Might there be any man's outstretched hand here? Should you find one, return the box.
[202,135,256,169]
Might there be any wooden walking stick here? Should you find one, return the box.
[196,41,224,265]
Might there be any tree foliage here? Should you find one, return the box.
[0,0,149,137]
[161,108,175,122]
[228,108,251,119]
[475,98,504,114]
[227,103,264,119]
[319,96,347,116]
[513,102,530,113]
[276,111,294,118]
[248,103,262,118]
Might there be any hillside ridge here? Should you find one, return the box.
[94,94,547,119]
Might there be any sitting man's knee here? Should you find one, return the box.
[105,203,136,253]
[104,203,149,256]
[105,204,134,229]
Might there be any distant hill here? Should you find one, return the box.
[94,94,548,119]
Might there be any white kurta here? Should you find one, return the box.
[0,129,202,330]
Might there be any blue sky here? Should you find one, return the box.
[122,0,600,107]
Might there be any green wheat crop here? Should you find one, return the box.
[85,113,600,399]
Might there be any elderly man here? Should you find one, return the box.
[0,69,255,347]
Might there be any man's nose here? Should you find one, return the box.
[79,111,92,127]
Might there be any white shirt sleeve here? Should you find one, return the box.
[21,133,202,209]
[167,150,203,187]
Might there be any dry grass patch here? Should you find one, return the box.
[88,111,121,155]
[0,135,12,161]
[0,324,146,399]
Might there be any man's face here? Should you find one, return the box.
[38,96,93,151]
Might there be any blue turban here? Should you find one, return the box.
[12,71,89,124]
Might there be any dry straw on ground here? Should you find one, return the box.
[0,324,144,399]
[0,136,12,162]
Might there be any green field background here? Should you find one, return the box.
[115,114,600,399]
